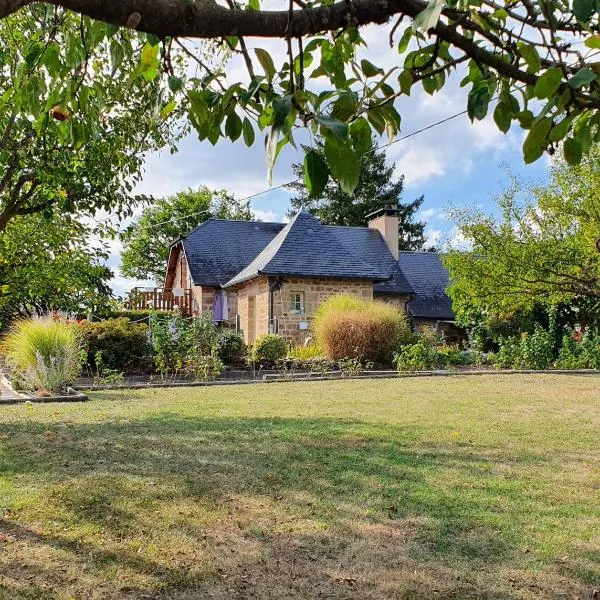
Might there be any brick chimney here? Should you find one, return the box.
[367,208,399,259]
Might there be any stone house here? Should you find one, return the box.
[163,208,459,345]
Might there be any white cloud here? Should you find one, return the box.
[252,208,280,222]
[391,143,446,185]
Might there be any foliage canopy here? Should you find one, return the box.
[1,0,600,209]
[444,147,600,324]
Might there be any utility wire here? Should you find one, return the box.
[139,107,470,231]
[128,49,600,232]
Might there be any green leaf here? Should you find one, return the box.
[493,101,511,134]
[397,27,413,54]
[349,118,372,156]
[574,0,594,21]
[315,114,348,140]
[413,0,446,33]
[42,42,62,76]
[549,114,576,142]
[563,137,582,165]
[225,111,243,141]
[242,117,255,147]
[25,42,44,66]
[398,70,413,95]
[160,100,177,120]
[304,150,329,198]
[168,76,184,92]
[584,34,600,49]
[254,48,276,82]
[522,117,552,163]
[273,95,293,128]
[467,82,493,121]
[247,0,260,9]
[533,68,563,99]
[517,110,534,129]
[568,68,597,89]
[140,43,159,69]
[360,59,383,78]
[110,41,125,74]
[324,137,360,195]
[517,42,541,73]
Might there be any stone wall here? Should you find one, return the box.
[272,277,374,345]
[236,277,270,344]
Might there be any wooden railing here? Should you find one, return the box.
[127,287,193,316]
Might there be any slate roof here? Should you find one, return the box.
[399,251,455,320]
[328,226,413,295]
[182,219,284,286]
[224,211,391,287]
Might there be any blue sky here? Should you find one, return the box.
[107,22,552,296]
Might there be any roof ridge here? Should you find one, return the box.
[324,224,371,230]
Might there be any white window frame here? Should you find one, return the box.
[290,292,305,315]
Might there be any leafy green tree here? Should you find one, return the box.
[444,147,600,325]
[1,0,599,199]
[120,187,253,285]
[288,141,425,250]
[0,6,182,230]
[0,213,113,326]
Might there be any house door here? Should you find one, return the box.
[247,296,256,344]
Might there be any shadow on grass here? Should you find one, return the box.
[0,414,597,599]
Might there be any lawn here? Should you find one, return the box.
[0,375,599,599]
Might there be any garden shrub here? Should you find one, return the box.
[186,352,224,381]
[79,318,152,373]
[437,345,474,366]
[189,312,219,357]
[149,312,192,376]
[313,294,413,363]
[394,337,439,372]
[493,325,555,369]
[248,334,288,366]
[149,312,230,378]
[2,318,83,393]
[555,329,600,369]
[215,331,246,364]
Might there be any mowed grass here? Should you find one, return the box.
[0,375,599,599]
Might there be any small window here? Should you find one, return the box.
[290,292,305,315]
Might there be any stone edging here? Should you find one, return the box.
[76,368,600,392]
[0,374,88,404]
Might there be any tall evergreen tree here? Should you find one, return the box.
[287,141,425,250]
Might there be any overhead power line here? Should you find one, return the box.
[140,106,470,231]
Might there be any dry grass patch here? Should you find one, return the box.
[0,375,599,598]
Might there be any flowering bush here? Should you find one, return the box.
[555,329,600,369]
[493,325,555,369]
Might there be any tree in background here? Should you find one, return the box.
[120,187,253,285]
[0,213,112,326]
[287,140,425,250]
[444,147,600,333]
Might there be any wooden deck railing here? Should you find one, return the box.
[127,287,193,316]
